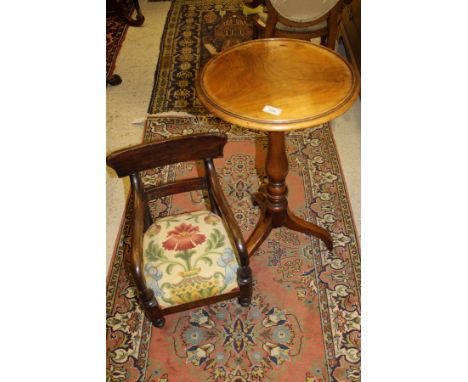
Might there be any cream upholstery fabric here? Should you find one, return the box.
[258,10,327,32]
[270,0,339,23]
[142,210,240,309]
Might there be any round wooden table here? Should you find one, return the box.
[196,38,359,255]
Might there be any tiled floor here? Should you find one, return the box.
[106,1,360,272]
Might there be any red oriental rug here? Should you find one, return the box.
[106,116,361,382]
[106,0,133,77]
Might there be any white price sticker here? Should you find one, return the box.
[262,105,282,116]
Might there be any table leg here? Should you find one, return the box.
[245,208,273,255]
[246,131,333,255]
[284,209,333,250]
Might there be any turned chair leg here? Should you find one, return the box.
[152,317,166,328]
[140,289,166,328]
[146,307,165,328]
[239,297,251,307]
[237,266,253,307]
[320,35,327,46]
[107,74,122,86]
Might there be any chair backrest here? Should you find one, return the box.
[269,0,340,24]
[106,133,227,178]
[107,133,228,225]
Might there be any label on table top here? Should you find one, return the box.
[262,105,282,116]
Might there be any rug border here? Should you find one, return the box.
[106,8,134,78]
[147,0,178,113]
[106,192,131,285]
[328,124,361,300]
[329,124,361,252]
[106,115,148,284]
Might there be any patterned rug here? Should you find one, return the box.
[107,117,361,382]
[148,0,257,115]
[107,0,360,381]
[106,0,133,77]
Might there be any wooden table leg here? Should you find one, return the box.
[246,131,333,255]
[245,208,273,255]
[284,209,333,250]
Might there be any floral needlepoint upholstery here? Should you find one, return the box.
[142,210,240,309]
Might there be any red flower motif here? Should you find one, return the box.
[162,223,206,251]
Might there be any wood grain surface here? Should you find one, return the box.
[196,38,359,131]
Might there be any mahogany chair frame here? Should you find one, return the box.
[107,0,145,27]
[249,0,348,49]
[106,0,145,86]
[107,133,253,328]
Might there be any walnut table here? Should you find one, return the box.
[196,38,359,255]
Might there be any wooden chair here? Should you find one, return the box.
[246,0,346,49]
[106,133,253,328]
[107,0,144,27]
[106,0,145,86]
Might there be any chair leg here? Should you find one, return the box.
[107,74,122,86]
[146,306,166,328]
[326,4,340,50]
[264,1,278,38]
[237,266,253,307]
[320,36,327,46]
[152,317,166,328]
[140,289,166,328]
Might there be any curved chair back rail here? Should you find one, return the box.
[250,0,345,49]
[106,133,227,177]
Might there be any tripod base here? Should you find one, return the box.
[246,187,333,256]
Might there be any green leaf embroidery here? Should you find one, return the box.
[205,229,226,251]
[175,250,196,270]
[195,256,213,267]
[185,211,211,224]
[144,241,166,262]
[163,217,182,229]
[145,242,187,272]
[166,263,177,275]
[213,272,228,292]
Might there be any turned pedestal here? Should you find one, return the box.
[196,38,359,255]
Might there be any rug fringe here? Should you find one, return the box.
[146,112,213,131]
[147,111,196,118]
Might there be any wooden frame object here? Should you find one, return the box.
[107,133,253,328]
[106,0,145,86]
[196,39,360,256]
[107,0,145,27]
[339,0,360,73]
[247,0,350,50]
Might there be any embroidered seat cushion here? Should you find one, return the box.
[142,210,240,309]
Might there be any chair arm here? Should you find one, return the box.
[204,160,250,267]
[129,189,147,290]
[128,175,158,308]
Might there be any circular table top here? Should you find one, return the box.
[196,38,359,132]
